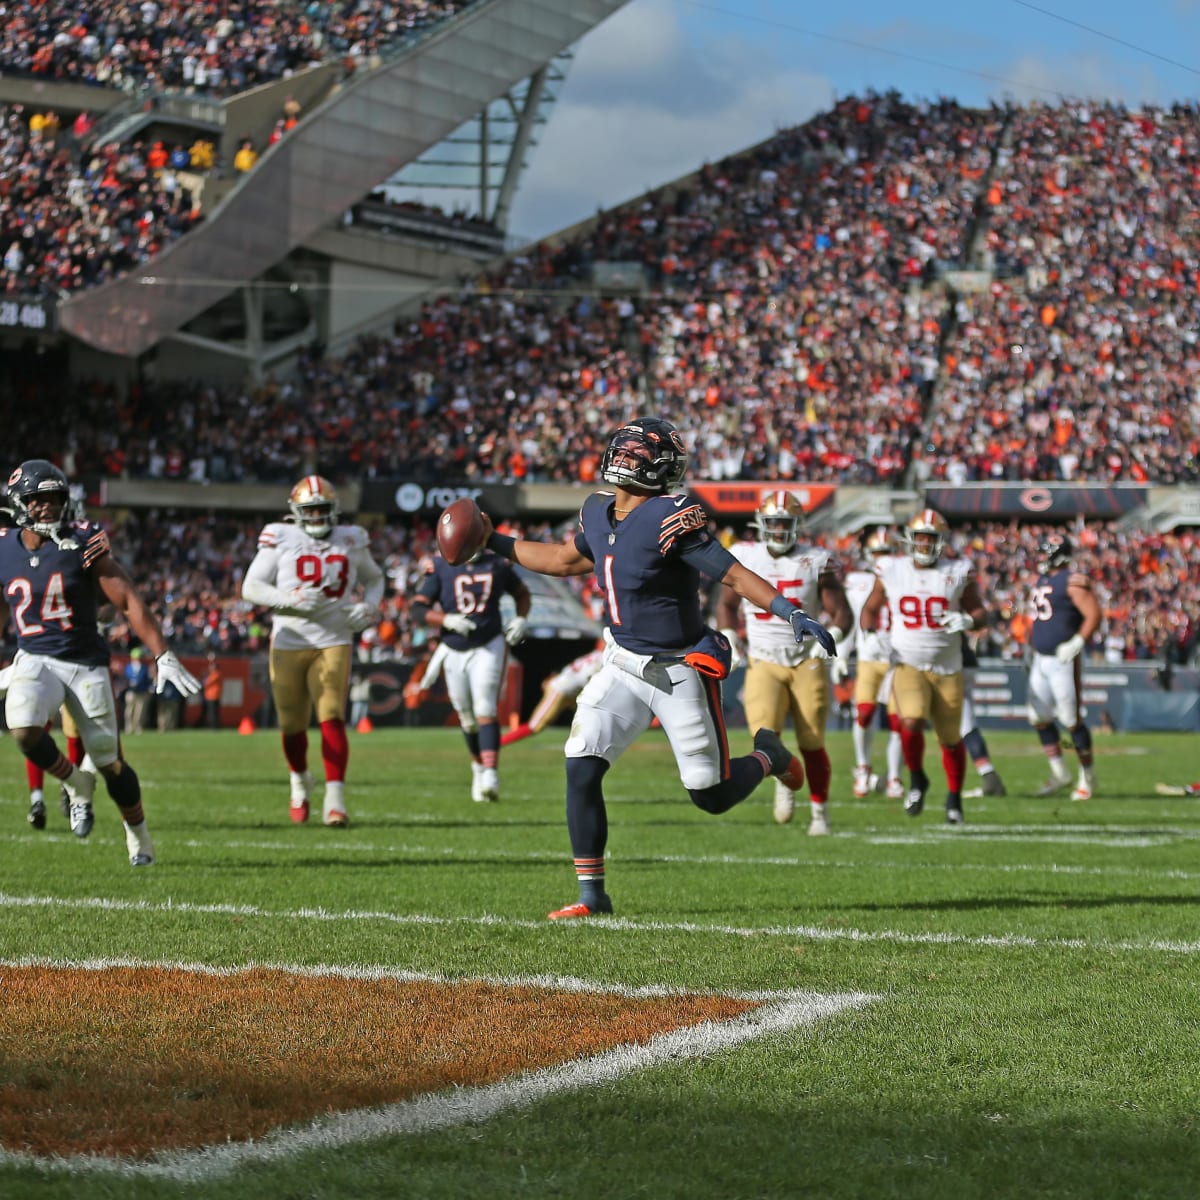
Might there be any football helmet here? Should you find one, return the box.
[600,417,688,493]
[752,490,805,556]
[864,527,892,559]
[902,508,949,567]
[1038,532,1072,573]
[6,459,71,539]
[288,475,339,538]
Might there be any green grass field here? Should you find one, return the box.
[2,726,1199,1199]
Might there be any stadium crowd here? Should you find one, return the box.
[0,0,475,96]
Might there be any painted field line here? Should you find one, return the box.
[3,891,1200,955]
[0,957,873,1184]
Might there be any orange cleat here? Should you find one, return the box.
[547,897,613,921]
[323,810,349,828]
[289,801,310,824]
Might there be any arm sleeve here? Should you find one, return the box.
[241,547,291,609]
[355,548,386,609]
[679,537,738,581]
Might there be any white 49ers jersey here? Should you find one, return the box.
[875,554,972,674]
[253,522,376,651]
[731,540,832,664]
[845,566,892,663]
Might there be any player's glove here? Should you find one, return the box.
[830,656,851,684]
[1056,633,1086,664]
[503,616,529,645]
[345,602,376,633]
[441,613,477,636]
[788,609,838,657]
[719,629,745,671]
[282,586,324,615]
[938,612,975,635]
[155,651,201,697]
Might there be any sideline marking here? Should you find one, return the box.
[0,957,872,1182]
[2,891,1200,954]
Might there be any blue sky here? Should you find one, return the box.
[508,0,1200,240]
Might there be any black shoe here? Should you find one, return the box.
[753,728,805,789]
[905,768,929,817]
[28,799,46,830]
[981,772,1007,797]
[946,793,965,826]
[59,786,70,820]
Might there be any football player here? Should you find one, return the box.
[959,633,1007,796]
[19,708,91,830]
[410,543,532,802]
[501,640,604,746]
[842,528,904,801]
[715,491,852,834]
[242,476,384,827]
[0,459,200,866]
[475,416,837,919]
[860,508,985,825]
[1025,533,1101,800]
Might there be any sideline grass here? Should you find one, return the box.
[1,727,1198,1198]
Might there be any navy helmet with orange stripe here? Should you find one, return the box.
[288,474,340,538]
[1038,532,1072,574]
[600,417,688,494]
[6,459,72,540]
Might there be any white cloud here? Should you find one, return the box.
[508,0,832,241]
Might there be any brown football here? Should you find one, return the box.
[437,497,486,566]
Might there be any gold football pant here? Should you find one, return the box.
[743,656,828,751]
[269,644,352,734]
[890,664,963,745]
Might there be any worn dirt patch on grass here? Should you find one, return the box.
[0,965,758,1159]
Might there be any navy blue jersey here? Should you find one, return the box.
[574,489,713,655]
[0,522,111,666]
[416,551,525,650]
[1030,567,1088,655]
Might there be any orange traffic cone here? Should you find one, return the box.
[355,715,374,734]
[237,715,257,735]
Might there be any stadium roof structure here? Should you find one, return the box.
[58,0,630,359]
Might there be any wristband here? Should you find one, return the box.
[487,532,517,560]
[768,595,797,621]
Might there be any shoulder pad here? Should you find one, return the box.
[257,522,289,549]
[657,494,708,554]
[1068,572,1092,590]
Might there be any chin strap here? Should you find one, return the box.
[46,526,80,552]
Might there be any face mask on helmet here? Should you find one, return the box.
[288,476,340,538]
[903,510,948,567]
[600,418,688,493]
[752,492,805,556]
[7,459,71,539]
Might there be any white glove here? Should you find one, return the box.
[938,612,975,635]
[0,664,11,699]
[719,629,745,671]
[806,636,834,661]
[830,657,850,684]
[503,615,529,645]
[345,602,376,632]
[282,586,324,615]
[155,650,201,697]
[1056,633,1086,664]
[441,613,477,636]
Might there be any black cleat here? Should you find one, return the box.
[753,728,805,790]
[59,786,71,820]
[981,772,1007,797]
[28,799,47,830]
[946,793,965,826]
[905,768,929,817]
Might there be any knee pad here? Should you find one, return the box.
[103,761,141,811]
[1070,724,1092,755]
[458,716,479,735]
[678,758,721,791]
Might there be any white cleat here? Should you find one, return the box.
[124,820,155,867]
[807,806,831,836]
[884,777,905,800]
[852,765,871,798]
[773,780,795,824]
[1037,776,1074,797]
[1071,772,1095,803]
[478,767,500,803]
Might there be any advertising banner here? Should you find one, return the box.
[689,483,837,516]
[925,483,1149,519]
[358,480,520,517]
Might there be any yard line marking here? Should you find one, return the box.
[0,958,873,1183]
[3,891,1200,954]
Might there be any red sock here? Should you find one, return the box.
[320,719,349,783]
[500,724,531,747]
[282,731,308,774]
[900,725,925,772]
[26,759,44,791]
[888,713,902,733]
[855,703,876,728]
[66,736,84,767]
[942,741,967,793]
[800,747,831,803]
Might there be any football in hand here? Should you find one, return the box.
[437,497,487,566]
